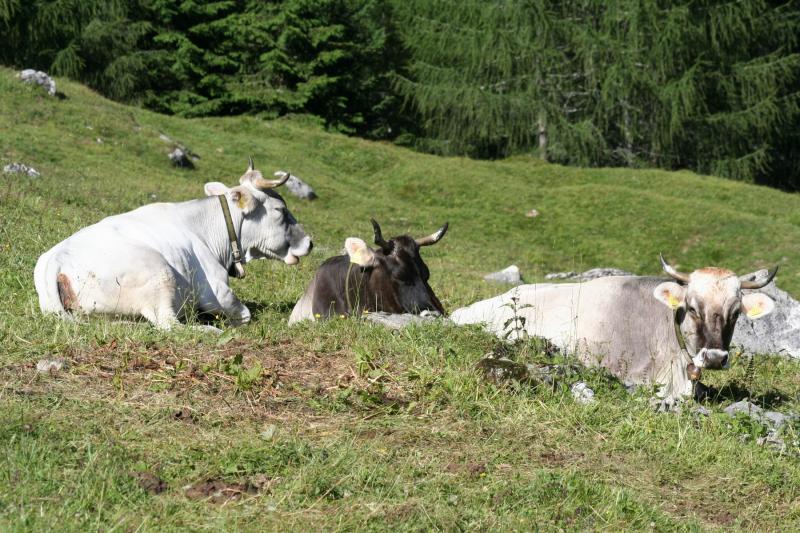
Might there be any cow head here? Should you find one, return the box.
[344,218,448,314]
[653,255,777,370]
[204,158,312,267]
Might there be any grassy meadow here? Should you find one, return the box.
[2,67,800,530]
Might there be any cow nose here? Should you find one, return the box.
[721,355,729,367]
[307,240,313,253]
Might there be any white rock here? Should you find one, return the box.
[723,400,797,430]
[274,171,317,200]
[3,163,40,178]
[36,359,65,373]
[733,272,800,358]
[364,311,441,329]
[571,381,595,404]
[544,271,577,280]
[168,147,194,168]
[18,69,56,96]
[545,268,633,281]
[484,265,522,285]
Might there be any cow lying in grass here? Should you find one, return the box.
[289,219,447,323]
[34,159,312,330]
[452,256,777,404]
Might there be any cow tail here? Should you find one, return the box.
[34,251,67,315]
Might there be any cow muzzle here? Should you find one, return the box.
[286,233,313,265]
[693,348,730,370]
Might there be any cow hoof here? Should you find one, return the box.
[650,396,682,413]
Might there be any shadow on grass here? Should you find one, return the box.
[695,381,790,409]
[241,300,295,320]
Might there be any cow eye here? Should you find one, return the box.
[687,306,698,317]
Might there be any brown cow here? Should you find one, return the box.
[289,219,448,323]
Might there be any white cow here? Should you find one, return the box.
[34,159,312,329]
[452,257,777,402]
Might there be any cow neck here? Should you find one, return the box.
[217,195,245,279]
[673,309,701,381]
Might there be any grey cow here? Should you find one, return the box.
[451,257,777,402]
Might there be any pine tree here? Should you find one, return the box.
[393,0,800,187]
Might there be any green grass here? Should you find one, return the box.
[2,67,800,531]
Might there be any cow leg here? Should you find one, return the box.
[652,357,694,411]
[138,266,182,330]
[195,275,251,327]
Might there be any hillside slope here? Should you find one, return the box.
[3,68,800,531]
[1,66,799,311]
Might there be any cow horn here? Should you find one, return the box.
[740,266,778,289]
[416,222,449,247]
[660,254,690,284]
[248,156,254,171]
[252,172,290,190]
[370,218,390,250]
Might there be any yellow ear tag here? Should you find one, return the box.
[746,304,763,319]
[666,293,681,309]
[350,249,369,266]
[237,196,246,209]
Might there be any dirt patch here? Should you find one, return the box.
[173,407,197,423]
[444,461,487,478]
[537,450,584,466]
[184,479,256,504]
[130,471,167,494]
[382,501,419,521]
[11,337,410,422]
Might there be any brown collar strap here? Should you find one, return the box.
[217,195,245,279]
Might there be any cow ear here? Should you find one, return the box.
[204,182,230,196]
[230,186,258,214]
[653,282,686,309]
[741,293,775,320]
[345,238,377,267]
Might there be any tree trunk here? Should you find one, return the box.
[538,112,547,161]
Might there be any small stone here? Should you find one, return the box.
[158,133,172,143]
[96,138,103,144]
[260,424,277,441]
[3,163,40,178]
[544,268,633,281]
[693,406,712,417]
[724,400,763,419]
[577,268,633,280]
[762,410,795,430]
[364,311,441,330]
[545,271,577,280]
[757,434,786,450]
[484,265,522,285]
[274,171,317,200]
[18,69,56,96]
[571,381,595,404]
[36,359,66,374]
[526,209,539,218]
[722,400,797,433]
